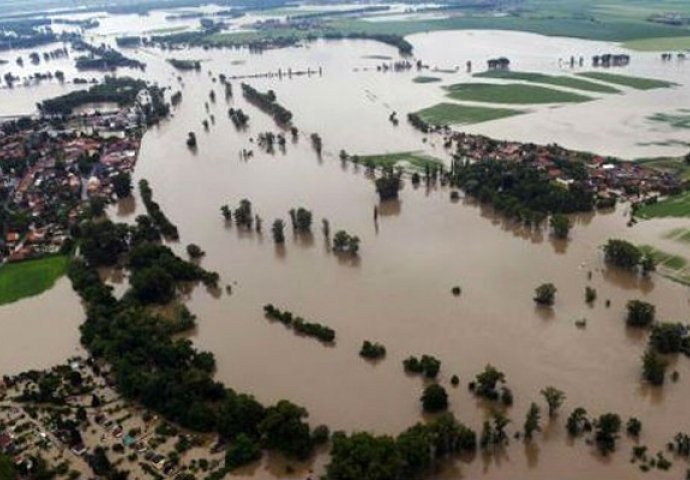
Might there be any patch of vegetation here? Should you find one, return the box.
[38,77,147,115]
[577,72,675,90]
[445,82,592,104]
[474,70,620,93]
[623,36,690,51]
[403,355,441,378]
[326,413,476,480]
[0,255,68,305]
[413,102,524,126]
[241,83,293,124]
[360,341,386,360]
[356,151,442,173]
[329,10,690,43]
[412,76,442,84]
[167,59,201,71]
[452,159,595,225]
[636,191,690,219]
[263,304,336,343]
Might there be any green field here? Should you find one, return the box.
[0,255,69,306]
[355,151,442,172]
[413,76,442,84]
[636,191,690,219]
[473,70,620,93]
[415,102,524,126]
[577,72,675,90]
[445,82,592,104]
[623,36,690,52]
[330,12,690,43]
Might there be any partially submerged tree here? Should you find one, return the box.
[534,283,557,306]
[540,386,565,417]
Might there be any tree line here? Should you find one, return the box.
[241,83,293,124]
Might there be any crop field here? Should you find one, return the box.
[445,82,592,104]
[473,70,620,94]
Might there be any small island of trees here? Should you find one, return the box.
[333,230,360,254]
[263,304,336,343]
[241,83,293,124]
[403,354,441,378]
[360,341,386,360]
[168,58,202,71]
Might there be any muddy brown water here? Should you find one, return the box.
[2,25,690,479]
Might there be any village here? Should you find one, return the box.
[0,103,145,264]
[448,130,684,207]
[0,357,229,480]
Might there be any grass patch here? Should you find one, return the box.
[474,70,620,93]
[623,36,690,52]
[0,255,69,306]
[355,151,442,172]
[648,110,690,130]
[577,72,675,90]
[445,82,592,104]
[636,191,690,219]
[413,76,442,83]
[415,102,525,126]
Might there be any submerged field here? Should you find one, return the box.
[473,70,620,94]
[577,72,676,90]
[445,82,592,104]
[414,102,525,125]
[636,190,690,218]
[0,256,69,306]
[648,110,690,130]
[639,244,690,284]
[623,36,690,52]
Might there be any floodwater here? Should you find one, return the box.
[2,21,690,480]
[0,277,83,375]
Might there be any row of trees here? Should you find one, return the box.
[263,304,336,343]
[241,83,293,124]
[139,179,179,240]
[220,202,360,255]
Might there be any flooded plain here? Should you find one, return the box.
[2,21,690,480]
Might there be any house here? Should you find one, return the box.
[0,433,14,453]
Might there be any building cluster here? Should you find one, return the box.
[0,105,144,263]
[0,357,227,479]
[451,132,683,204]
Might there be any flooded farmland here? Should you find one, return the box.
[2,18,690,480]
